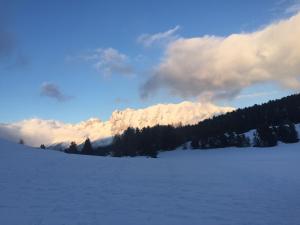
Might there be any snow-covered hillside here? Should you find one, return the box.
[1,139,300,225]
[0,101,233,147]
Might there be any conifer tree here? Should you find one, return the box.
[191,138,199,149]
[19,139,24,145]
[81,138,93,155]
[236,134,250,147]
[277,123,298,143]
[65,141,78,154]
[288,123,299,143]
[254,125,277,147]
[111,135,123,157]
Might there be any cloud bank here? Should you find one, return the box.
[137,25,181,47]
[141,12,300,100]
[40,82,72,102]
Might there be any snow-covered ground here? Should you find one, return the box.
[1,139,300,225]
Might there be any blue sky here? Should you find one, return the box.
[0,0,299,123]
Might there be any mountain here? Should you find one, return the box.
[0,101,234,147]
[109,101,233,134]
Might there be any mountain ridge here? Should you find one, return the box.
[0,101,234,147]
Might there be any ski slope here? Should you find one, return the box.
[0,139,300,225]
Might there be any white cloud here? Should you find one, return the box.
[83,48,134,76]
[137,25,181,47]
[40,82,72,102]
[141,13,300,100]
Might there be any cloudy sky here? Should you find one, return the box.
[1,0,300,123]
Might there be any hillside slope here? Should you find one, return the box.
[1,139,300,225]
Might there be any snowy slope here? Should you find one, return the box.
[0,101,233,147]
[242,123,300,146]
[1,139,300,225]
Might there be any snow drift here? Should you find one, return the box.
[0,138,300,225]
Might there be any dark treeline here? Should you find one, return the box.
[182,93,300,149]
[63,126,180,158]
[253,123,298,147]
[109,125,183,158]
[64,93,300,157]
